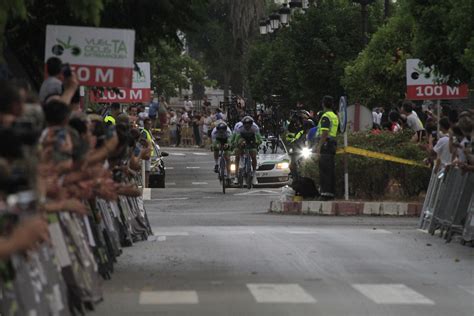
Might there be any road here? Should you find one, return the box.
[94,147,474,316]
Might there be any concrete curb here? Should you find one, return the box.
[269,200,422,217]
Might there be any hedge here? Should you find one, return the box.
[299,130,431,200]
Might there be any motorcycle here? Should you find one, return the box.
[149,143,169,188]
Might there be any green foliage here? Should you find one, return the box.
[406,0,474,83]
[301,131,431,200]
[246,0,385,110]
[141,42,215,98]
[342,8,415,107]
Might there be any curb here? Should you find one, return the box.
[269,200,422,217]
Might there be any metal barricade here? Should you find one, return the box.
[462,194,474,245]
[423,167,474,243]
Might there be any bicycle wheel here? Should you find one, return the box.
[246,158,253,190]
[220,158,226,194]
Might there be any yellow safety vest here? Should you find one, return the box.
[142,128,156,157]
[104,115,116,125]
[317,111,339,138]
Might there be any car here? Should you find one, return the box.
[229,136,291,187]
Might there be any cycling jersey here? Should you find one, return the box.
[233,121,260,134]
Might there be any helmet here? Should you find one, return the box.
[242,116,254,125]
[299,110,311,119]
[216,122,227,131]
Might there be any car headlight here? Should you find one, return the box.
[276,162,290,170]
[230,164,236,172]
[301,147,312,159]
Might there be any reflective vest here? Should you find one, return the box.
[104,115,116,125]
[317,111,339,138]
[286,130,304,144]
[142,128,156,157]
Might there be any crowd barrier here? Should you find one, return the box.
[0,174,153,316]
[419,166,474,245]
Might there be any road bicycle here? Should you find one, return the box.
[238,145,253,190]
[217,145,229,194]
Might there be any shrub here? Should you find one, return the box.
[300,130,431,200]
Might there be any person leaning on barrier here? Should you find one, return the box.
[452,114,474,172]
[314,96,339,201]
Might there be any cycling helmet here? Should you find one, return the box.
[242,116,254,125]
[216,122,228,131]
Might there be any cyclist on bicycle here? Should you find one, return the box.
[211,122,232,174]
[232,116,262,183]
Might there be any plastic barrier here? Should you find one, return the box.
[419,167,474,245]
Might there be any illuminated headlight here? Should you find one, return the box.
[230,164,236,172]
[276,162,290,170]
[301,147,312,159]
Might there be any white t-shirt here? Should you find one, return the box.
[372,111,382,125]
[456,137,470,163]
[184,100,193,112]
[433,136,451,167]
[406,112,424,132]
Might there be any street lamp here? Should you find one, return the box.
[279,3,291,26]
[270,12,280,30]
[266,20,273,34]
[289,0,303,15]
[259,19,268,35]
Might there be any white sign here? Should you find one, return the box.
[406,59,468,100]
[45,25,135,87]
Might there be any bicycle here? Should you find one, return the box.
[238,145,253,190]
[217,145,229,194]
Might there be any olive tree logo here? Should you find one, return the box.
[52,36,81,56]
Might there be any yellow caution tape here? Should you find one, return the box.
[336,146,428,168]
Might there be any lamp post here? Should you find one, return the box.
[270,12,281,31]
[259,19,268,35]
[279,3,291,26]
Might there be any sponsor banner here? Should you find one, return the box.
[90,62,151,103]
[406,59,468,100]
[45,25,135,87]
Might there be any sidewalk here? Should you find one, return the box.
[269,200,423,216]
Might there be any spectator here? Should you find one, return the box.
[192,113,202,147]
[372,107,382,126]
[137,104,147,127]
[39,57,63,104]
[148,96,159,127]
[169,111,178,146]
[202,95,211,111]
[104,102,121,126]
[158,96,168,128]
[388,111,402,132]
[401,101,425,142]
[184,95,193,114]
[428,117,451,170]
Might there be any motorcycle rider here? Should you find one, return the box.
[232,116,262,183]
[212,122,232,175]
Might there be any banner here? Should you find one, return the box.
[90,62,152,103]
[406,59,468,100]
[45,25,135,88]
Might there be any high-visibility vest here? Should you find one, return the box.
[104,115,116,125]
[142,128,156,156]
[317,111,339,138]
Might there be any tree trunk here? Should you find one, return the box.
[384,0,390,19]
[223,70,231,99]
[361,4,369,45]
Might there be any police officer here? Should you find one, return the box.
[315,96,339,200]
[104,102,121,125]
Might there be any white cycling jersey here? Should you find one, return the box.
[233,121,260,134]
[211,126,232,142]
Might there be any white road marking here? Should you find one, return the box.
[142,188,151,201]
[153,232,190,236]
[362,229,392,234]
[247,284,316,303]
[166,182,176,186]
[287,231,319,235]
[193,152,209,156]
[139,291,198,305]
[459,285,474,295]
[235,190,279,196]
[169,152,186,156]
[352,284,435,305]
[186,166,201,169]
[165,167,174,170]
[151,197,189,201]
[157,236,166,242]
[192,182,208,185]
[202,197,216,199]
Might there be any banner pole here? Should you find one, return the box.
[344,130,349,201]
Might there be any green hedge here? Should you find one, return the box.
[300,131,431,200]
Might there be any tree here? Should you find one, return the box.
[406,0,474,83]
[342,9,415,107]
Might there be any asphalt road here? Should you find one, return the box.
[94,147,474,316]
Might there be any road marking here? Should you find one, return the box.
[247,284,316,303]
[192,182,208,185]
[186,166,201,169]
[235,190,279,196]
[142,188,151,200]
[151,197,189,201]
[193,152,209,156]
[202,197,216,199]
[139,291,198,305]
[459,285,474,295]
[287,231,318,235]
[362,229,392,234]
[169,152,186,156]
[166,182,176,186]
[352,284,434,305]
[165,167,174,170]
[149,235,167,242]
[153,232,190,236]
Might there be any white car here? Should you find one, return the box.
[254,137,291,186]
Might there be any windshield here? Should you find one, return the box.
[258,139,287,155]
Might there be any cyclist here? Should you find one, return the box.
[211,122,232,175]
[232,116,262,183]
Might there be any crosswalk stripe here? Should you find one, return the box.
[352,284,434,305]
[153,232,190,236]
[192,182,208,185]
[193,152,209,156]
[139,291,198,304]
[459,285,474,295]
[169,152,186,156]
[247,284,316,303]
